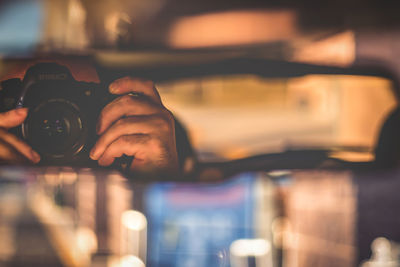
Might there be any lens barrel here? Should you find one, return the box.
[23,98,87,161]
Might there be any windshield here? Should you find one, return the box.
[158,74,396,161]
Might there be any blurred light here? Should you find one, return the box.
[120,255,145,267]
[292,31,355,66]
[76,226,98,255]
[169,10,297,48]
[121,210,147,263]
[222,147,250,160]
[121,210,147,231]
[65,0,88,49]
[107,171,128,182]
[230,239,271,257]
[107,173,133,255]
[330,151,374,162]
[371,237,392,260]
[104,12,131,44]
[361,237,399,267]
[230,239,273,267]
[268,170,291,178]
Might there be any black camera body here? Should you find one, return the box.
[0,62,115,166]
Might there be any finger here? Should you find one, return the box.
[0,108,28,129]
[97,134,151,166]
[0,139,31,164]
[0,128,40,163]
[109,77,162,104]
[90,115,171,160]
[96,94,160,134]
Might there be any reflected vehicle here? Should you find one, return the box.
[2,1,400,267]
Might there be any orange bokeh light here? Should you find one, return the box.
[169,9,298,48]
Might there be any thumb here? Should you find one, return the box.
[0,108,28,128]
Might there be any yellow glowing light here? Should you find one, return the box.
[230,239,271,257]
[76,227,97,255]
[121,210,147,231]
[169,9,297,48]
[120,255,145,267]
[104,12,131,43]
[292,31,356,66]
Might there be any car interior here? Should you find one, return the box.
[1,1,400,267]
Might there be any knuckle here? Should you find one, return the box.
[149,137,162,150]
[121,94,148,108]
[120,94,135,105]
[115,117,128,127]
[121,135,132,143]
[153,114,173,132]
[144,80,155,88]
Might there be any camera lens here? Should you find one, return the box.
[40,117,69,142]
[23,99,87,159]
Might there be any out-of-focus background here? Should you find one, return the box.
[1,1,400,267]
[1,0,399,161]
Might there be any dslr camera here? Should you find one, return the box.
[0,62,115,166]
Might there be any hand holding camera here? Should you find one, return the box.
[0,63,179,177]
[0,108,40,164]
[91,76,179,176]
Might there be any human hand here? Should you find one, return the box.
[0,108,41,164]
[90,77,179,177]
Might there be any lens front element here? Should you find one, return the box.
[24,99,86,160]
